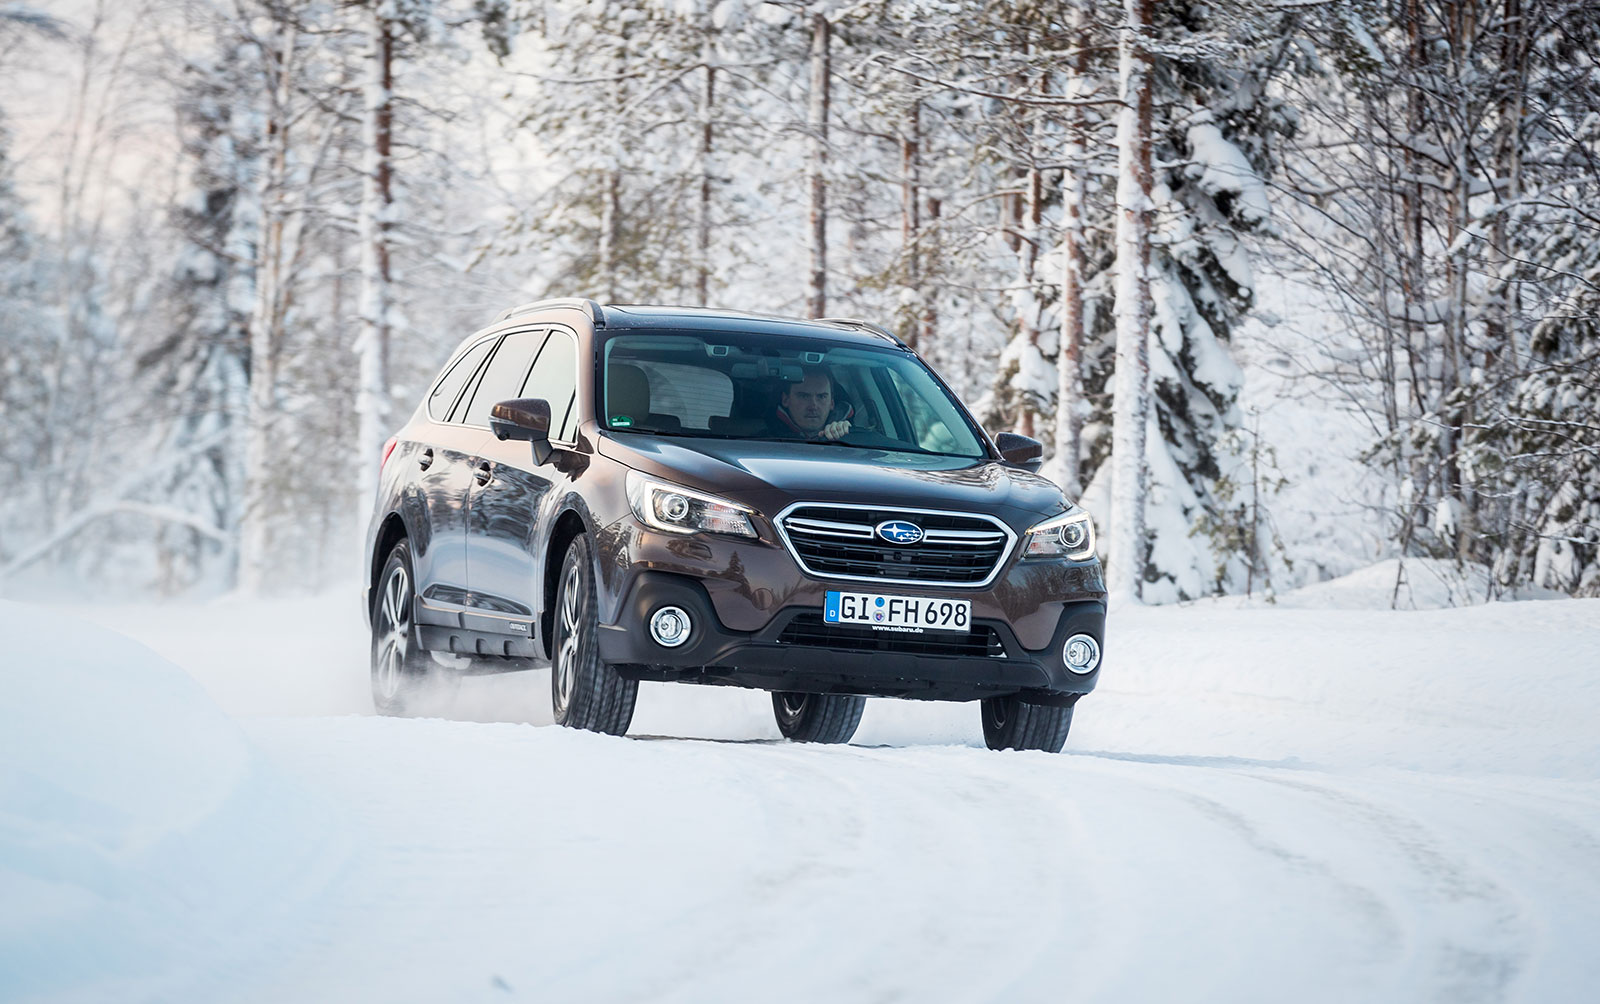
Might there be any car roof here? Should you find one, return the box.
[596,304,906,347]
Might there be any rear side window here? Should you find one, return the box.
[427,338,496,422]
[460,329,547,427]
[522,330,579,441]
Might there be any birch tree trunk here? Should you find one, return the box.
[355,10,395,515]
[1054,17,1090,497]
[901,101,920,350]
[597,35,624,302]
[695,17,715,307]
[921,195,939,349]
[1108,0,1153,601]
[238,17,298,595]
[1015,71,1044,441]
[806,9,830,317]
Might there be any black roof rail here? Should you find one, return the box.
[494,298,606,327]
[817,316,904,346]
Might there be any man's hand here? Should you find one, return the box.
[818,420,852,440]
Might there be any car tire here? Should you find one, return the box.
[371,539,456,716]
[980,696,1073,753]
[551,534,637,736]
[772,692,866,744]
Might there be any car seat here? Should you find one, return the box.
[607,363,682,431]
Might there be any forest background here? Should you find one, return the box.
[1,0,1595,605]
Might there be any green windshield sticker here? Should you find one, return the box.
[610,415,633,427]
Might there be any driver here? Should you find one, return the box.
[771,367,852,440]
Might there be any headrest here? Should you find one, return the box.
[609,364,651,422]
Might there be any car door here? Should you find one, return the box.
[409,335,498,614]
[458,326,564,636]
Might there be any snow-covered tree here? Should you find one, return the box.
[0,116,59,569]
[125,37,260,591]
[1068,0,1297,600]
[1489,275,1600,595]
[1270,0,1600,600]
[496,1,785,305]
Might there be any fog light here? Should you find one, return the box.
[649,606,692,648]
[1063,633,1100,674]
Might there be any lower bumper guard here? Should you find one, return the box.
[597,571,1103,705]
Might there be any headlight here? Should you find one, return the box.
[626,470,757,539]
[1022,509,1096,561]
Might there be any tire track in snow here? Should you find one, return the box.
[1247,773,1527,1003]
[630,740,1099,1004]
[1027,753,1408,1002]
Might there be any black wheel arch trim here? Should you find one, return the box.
[367,506,425,628]
[536,493,602,660]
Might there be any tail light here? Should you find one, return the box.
[380,435,398,471]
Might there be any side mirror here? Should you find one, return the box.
[994,431,1043,473]
[491,398,553,465]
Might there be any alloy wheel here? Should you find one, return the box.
[375,563,412,703]
[555,560,581,710]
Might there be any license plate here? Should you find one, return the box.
[823,591,971,633]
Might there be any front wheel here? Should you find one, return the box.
[550,534,637,735]
[980,696,1073,752]
[772,692,865,744]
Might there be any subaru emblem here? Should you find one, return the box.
[875,519,925,545]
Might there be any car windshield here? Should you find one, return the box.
[599,331,989,460]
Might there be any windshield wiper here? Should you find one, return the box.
[615,429,981,461]
[618,428,698,437]
[739,435,978,460]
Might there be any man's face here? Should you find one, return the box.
[782,372,833,432]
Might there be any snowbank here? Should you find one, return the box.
[1085,594,1600,780]
[1260,557,1562,610]
[0,602,342,1003]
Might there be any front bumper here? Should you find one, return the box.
[597,570,1105,705]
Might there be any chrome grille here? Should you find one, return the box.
[777,613,1006,658]
[775,504,1014,587]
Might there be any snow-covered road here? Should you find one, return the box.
[10,580,1600,1003]
[223,718,1599,1003]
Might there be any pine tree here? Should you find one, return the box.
[1079,0,1297,600]
[127,39,259,590]
[0,117,59,568]
[1492,273,1600,595]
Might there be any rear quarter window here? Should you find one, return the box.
[427,338,497,422]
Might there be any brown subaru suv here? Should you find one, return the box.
[363,300,1106,752]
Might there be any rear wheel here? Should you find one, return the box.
[772,692,866,744]
[371,540,456,716]
[550,534,637,735]
[980,696,1073,752]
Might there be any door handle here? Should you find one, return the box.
[418,448,434,471]
[474,461,492,487]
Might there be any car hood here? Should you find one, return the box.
[596,434,1069,526]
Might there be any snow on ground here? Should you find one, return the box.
[6,571,1599,1002]
[0,603,344,1004]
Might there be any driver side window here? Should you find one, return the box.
[523,329,579,442]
